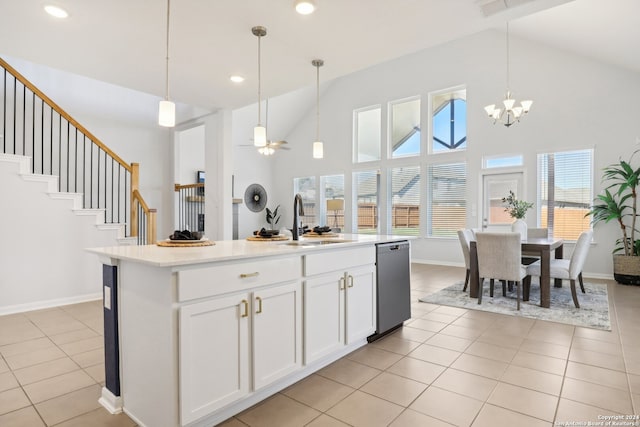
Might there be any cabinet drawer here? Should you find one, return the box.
[177,256,301,302]
[304,246,375,277]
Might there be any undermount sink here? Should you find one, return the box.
[280,239,353,247]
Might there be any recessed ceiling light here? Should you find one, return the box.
[294,0,316,15]
[230,75,245,83]
[44,5,69,18]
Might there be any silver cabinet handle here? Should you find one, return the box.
[348,275,354,288]
[240,272,259,279]
[339,277,345,290]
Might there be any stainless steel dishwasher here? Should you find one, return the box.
[368,241,411,342]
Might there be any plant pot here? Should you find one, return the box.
[613,254,640,285]
[512,218,527,240]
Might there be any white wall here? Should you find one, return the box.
[262,29,640,278]
[0,156,123,314]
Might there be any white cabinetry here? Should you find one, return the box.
[303,247,376,364]
[178,258,302,426]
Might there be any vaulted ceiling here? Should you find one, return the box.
[0,0,637,114]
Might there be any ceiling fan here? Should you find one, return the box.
[239,99,290,155]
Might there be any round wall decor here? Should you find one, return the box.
[244,183,267,212]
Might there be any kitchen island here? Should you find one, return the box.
[88,234,410,427]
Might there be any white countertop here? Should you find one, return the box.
[87,234,411,267]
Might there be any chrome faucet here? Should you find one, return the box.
[293,193,305,240]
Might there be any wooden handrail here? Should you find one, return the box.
[174,183,205,191]
[0,57,131,172]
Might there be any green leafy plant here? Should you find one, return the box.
[502,190,534,219]
[265,205,281,229]
[587,150,640,256]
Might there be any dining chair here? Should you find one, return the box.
[476,232,530,310]
[527,230,593,308]
[457,229,474,292]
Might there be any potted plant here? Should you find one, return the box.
[502,190,534,239]
[587,150,640,285]
[265,205,281,231]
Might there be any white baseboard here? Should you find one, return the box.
[99,387,123,414]
[0,293,102,316]
[411,258,465,268]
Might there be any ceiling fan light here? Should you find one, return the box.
[158,100,175,127]
[254,125,267,147]
[313,141,323,159]
[294,0,316,15]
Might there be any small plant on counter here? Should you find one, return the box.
[502,190,534,219]
[265,205,281,230]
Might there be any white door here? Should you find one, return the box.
[303,274,345,364]
[252,281,302,390]
[345,265,376,344]
[179,293,249,425]
[481,172,524,232]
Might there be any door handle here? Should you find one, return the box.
[240,299,249,318]
[255,296,263,314]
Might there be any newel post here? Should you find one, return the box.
[130,163,140,237]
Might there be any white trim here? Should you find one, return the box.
[0,293,102,316]
[99,387,123,415]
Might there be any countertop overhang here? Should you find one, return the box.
[86,234,412,268]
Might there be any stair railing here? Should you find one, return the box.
[0,57,156,244]
[174,183,205,232]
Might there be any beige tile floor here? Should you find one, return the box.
[0,264,638,426]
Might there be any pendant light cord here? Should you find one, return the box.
[315,63,320,141]
[165,0,171,101]
[257,34,262,125]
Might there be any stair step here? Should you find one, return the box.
[97,223,127,239]
[48,192,83,209]
[0,153,31,173]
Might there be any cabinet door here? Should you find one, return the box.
[345,265,376,344]
[303,274,345,364]
[253,281,302,390]
[179,293,249,425]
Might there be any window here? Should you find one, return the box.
[537,149,593,240]
[390,98,420,158]
[428,162,467,237]
[390,166,420,235]
[293,176,317,227]
[431,88,466,153]
[484,154,523,169]
[353,170,379,234]
[354,106,381,162]
[320,174,344,229]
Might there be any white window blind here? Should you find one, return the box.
[537,149,593,241]
[428,162,467,237]
[353,170,379,234]
[320,174,344,229]
[390,166,420,235]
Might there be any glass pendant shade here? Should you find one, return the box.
[313,141,323,159]
[521,100,533,112]
[503,98,515,110]
[158,100,175,127]
[254,125,267,147]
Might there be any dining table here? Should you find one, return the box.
[469,236,564,308]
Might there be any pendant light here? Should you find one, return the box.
[158,0,175,127]
[484,22,532,127]
[312,59,324,159]
[252,26,267,147]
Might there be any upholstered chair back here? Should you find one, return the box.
[476,232,523,282]
[569,230,593,279]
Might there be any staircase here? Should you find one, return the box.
[0,56,156,314]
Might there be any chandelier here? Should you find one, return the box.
[484,22,532,127]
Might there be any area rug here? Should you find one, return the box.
[419,280,611,331]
